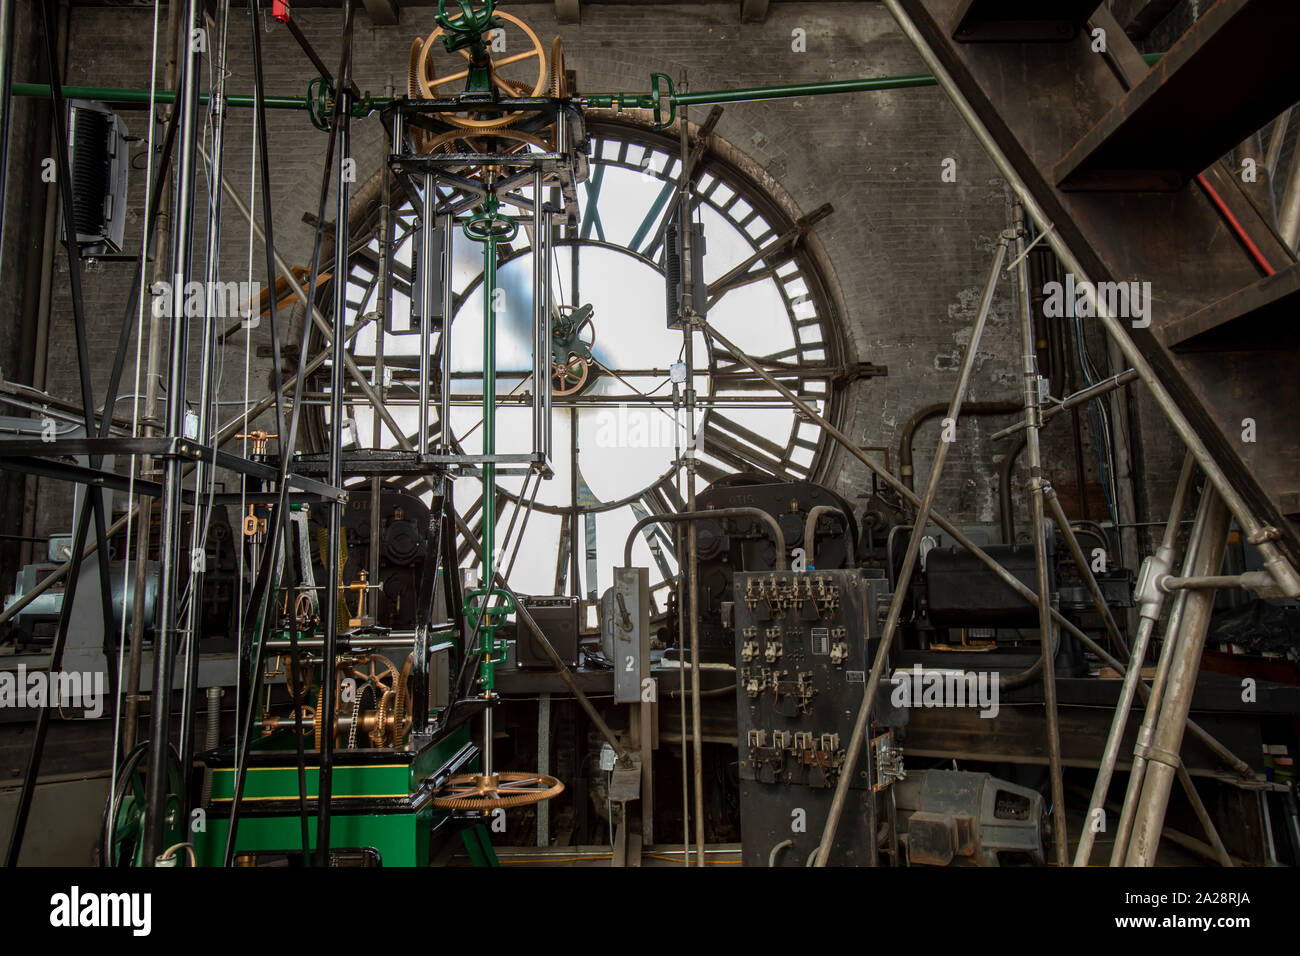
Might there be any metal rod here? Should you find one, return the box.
[532,167,545,458]
[144,0,204,866]
[1125,489,1231,866]
[815,230,1010,867]
[991,369,1140,441]
[1074,451,1196,865]
[127,0,181,755]
[0,0,15,276]
[678,94,706,868]
[1278,128,1300,250]
[879,0,1300,599]
[1013,207,1069,866]
[178,0,233,822]
[315,0,355,868]
[1111,481,1218,864]
[1175,760,1233,867]
[248,0,307,861]
[1162,572,1275,592]
[418,172,435,455]
[502,470,542,581]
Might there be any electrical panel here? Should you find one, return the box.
[733,568,891,866]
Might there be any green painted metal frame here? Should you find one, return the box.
[195,724,478,867]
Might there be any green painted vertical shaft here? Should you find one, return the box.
[479,232,498,692]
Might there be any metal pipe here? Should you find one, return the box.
[999,432,1026,544]
[1110,480,1217,864]
[991,369,1140,441]
[475,220,502,764]
[440,213,453,452]
[622,507,787,570]
[315,0,354,867]
[142,0,203,866]
[899,401,1018,491]
[1278,132,1300,251]
[802,505,855,568]
[1125,489,1231,866]
[532,167,546,458]
[11,81,319,111]
[1013,207,1068,866]
[418,173,435,454]
[1045,485,1127,655]
[880,0,1300,599]
[677,95,706,868]
[1161,572,1274,592]
[0,0,15,276]
[1264,108,1291,179]
[127,0,181,755]
[815,230,1010,866]
[179,0,234,816]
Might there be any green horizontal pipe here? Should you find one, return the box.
[674,72,938,106]
[11,81,365,112]
[669,53,1163,108]
[13,53,1163,117]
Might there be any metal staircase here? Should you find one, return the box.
[892,0,1300,580]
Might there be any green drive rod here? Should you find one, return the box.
[460,197,517,700]
[479,224,499,692]
[675,53,1164,105]
[9,55,1164,118]
[12,81,314,111]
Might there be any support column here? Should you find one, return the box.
[1125,488,1231,866]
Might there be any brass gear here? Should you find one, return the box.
[550,37,567,98]
[410,11,548,130]
[431,772,565,810]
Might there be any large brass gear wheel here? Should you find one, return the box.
[409,11,548,130]
[431,771,565,810]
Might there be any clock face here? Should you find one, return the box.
[325,119,849,607]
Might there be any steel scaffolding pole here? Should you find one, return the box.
[144,0,204,866]
[1074,453,1194,865]
[1013,208,1069,866]
[315,0,355,867]
[1124,489,1232,866]
[676,94,706,868]
[816,228,1011,866]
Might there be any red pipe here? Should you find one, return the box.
[1196,173,1276,277]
